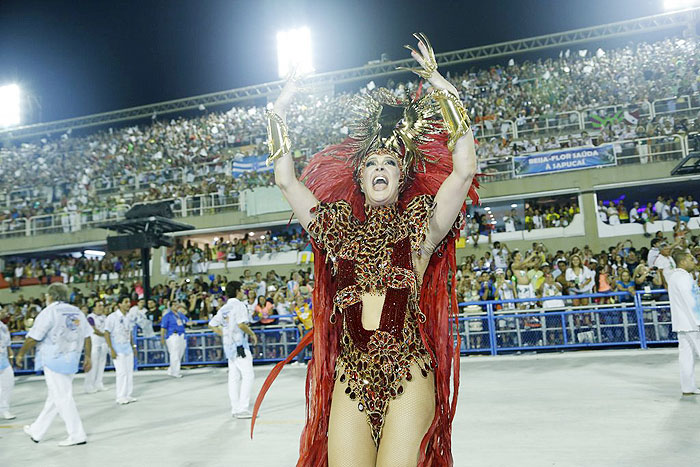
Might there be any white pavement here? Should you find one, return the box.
[1,348,700,467]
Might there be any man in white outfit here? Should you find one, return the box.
[104,296,137,404]
[0,307,16,420]
[666,250,700,395]
[84,301,108,393]
[209,281,258,418]
[128,298,155,338]
[15,283,93,446]
[160,303,192,378]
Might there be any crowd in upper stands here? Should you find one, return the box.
[598,194,700,228]
[1,37,699,230]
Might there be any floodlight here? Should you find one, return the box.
[510,203,518,208]
[277,27,313,78]
[663,0,700,10]
[85,249,106,257]
[0,84,20,127]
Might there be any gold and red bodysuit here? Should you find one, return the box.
[308,195,439,445]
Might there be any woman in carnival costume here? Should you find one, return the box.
[252,34,479,466]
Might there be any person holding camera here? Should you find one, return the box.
[666,250,700,395]
[208,281,258,418]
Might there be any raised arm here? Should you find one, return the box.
[268,77,318,231]
[402,34,477,250]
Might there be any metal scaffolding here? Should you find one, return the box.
[1,7,697,141]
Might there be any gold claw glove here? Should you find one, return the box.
[434,89,471,152]
[396,32,437,80]
[265,110,291,166]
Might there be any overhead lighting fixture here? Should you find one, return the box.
[0,84,20,127]
[249,231,255,236]
[663,0,700,10]
[277,26,313,78]
[511,203,518,208]
[84,249,106,257]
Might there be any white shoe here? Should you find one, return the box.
[58,437,87,447]
[235,410,253,419]
[682,389,700,395]
[126,397,138,403]
[23,425,39,443]
[2,412,16,420]
[84,388,98,394]
[116,398,129,405]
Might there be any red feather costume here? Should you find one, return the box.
[252,90,479,467]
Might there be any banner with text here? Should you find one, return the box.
[512,144,616,177]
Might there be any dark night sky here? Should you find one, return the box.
[0,0,670,123]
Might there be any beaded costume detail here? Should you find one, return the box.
[307,194,440,445]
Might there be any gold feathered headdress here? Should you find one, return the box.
[346,87,444,182]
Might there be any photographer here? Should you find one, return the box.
[208,281,258,419]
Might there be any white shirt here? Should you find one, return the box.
[630,208,640,222]
[653,254,675,274]
[255,280,267,298]
[654,201,665,217]
[27,301,93,374]
[104,310,135,355]
[503,216,515,232]
[491,248,508,271]
[647,248,659,268]
[87,312,107,343]
[542,282,565,308]
[209,298,250,360]
[667,268,700,332]
[597,206,608,223]
[0,321,11,370]
[128,305,155,338]
[566,266,594,292]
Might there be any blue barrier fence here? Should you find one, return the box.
[9,290,675,375]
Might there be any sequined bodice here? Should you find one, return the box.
[308,196,438,445]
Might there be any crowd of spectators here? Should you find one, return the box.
[2,251,142,291]
[465,201,580,246]
[1,37,699,229]
[1,266,316,344]
[167,231,310,276]
[456,231,698,311]
[1,230,311,290]
[2,228,697,354]
[598,194,700,236]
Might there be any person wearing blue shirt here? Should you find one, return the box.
[15,283,93,447]
[160,303,193,378]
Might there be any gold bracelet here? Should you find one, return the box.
[434,89,471,152]
[265,110,291,166]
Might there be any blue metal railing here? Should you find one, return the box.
[8,290,674,375]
